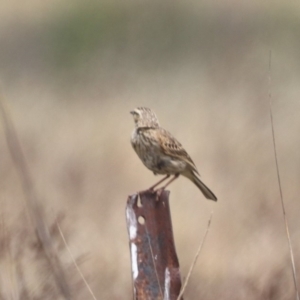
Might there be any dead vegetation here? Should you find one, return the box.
[0,1,300,299]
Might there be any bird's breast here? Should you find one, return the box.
[131,129,153,157]
[131,128,187,174]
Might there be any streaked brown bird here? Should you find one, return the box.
[130,107,217,201]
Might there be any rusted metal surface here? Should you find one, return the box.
[126,190,183,300]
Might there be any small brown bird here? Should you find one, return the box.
[130,107,217,201]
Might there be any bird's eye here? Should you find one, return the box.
[131,111,139,116]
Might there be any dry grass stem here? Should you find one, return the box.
[57,221,97,300]
[0,92,71,299]
[177,211,213,300]
[268,51,299,300]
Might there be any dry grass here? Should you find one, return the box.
[0,1,300,299]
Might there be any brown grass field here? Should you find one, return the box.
[1,1,300,299]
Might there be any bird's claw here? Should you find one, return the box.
[155,188,164,201]
[137,187,163,201]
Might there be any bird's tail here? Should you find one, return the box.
[184,171,217,201]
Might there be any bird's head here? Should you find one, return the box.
[130,107,160,129]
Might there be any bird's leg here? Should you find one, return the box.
[148,174,170,191]
[160,173,180,190]
[136,175,170,196]
[155,174,180,201]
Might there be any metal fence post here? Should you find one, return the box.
[126,190,183,300]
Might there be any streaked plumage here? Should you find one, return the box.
[130,107,217,201]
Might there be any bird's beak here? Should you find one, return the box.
[130,111,134,115]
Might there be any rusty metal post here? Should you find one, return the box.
[126,190,183,300]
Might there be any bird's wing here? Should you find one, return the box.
[157,128,200,175]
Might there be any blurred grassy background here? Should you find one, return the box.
[1,0,300,299]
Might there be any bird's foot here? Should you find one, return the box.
[136,187,164,201]
[155,187,165,201]
[137,188,156,195]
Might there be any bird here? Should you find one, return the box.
[130,107,217,201]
